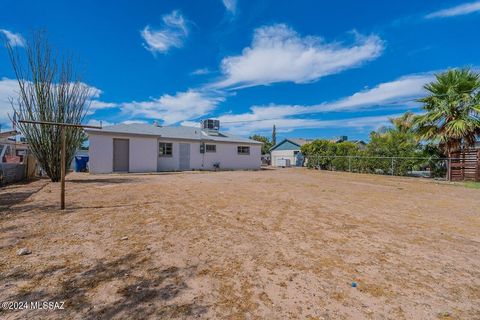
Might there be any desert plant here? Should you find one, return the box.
[7,32,91,182]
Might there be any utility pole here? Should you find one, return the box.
[272,125,276,146]
[19,120,101,210]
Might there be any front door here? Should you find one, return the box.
[113,138,129,172]
[179,143,190,170]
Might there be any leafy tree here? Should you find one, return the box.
[249,134,273,154]
[8,32,91,182]
[365,129,420,175]
[300,113,434,175]
[422,143,447,178]
[390,111,416,134]
[414,68,480,156]
[331,142,359,171]
[301,139,336,169]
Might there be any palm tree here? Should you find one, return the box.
[390,111,416,134]
[414,68,480,156]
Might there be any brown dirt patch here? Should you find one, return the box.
[1,169,479,319]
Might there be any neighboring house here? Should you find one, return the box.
[270,138,312,167]
[0,130,29,163]
[85,120,262,173]
[349,140,367,150]
[270,136,367,167]
[0,131,36,185]
[330,136,366,150]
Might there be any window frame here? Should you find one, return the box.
[205,144,216,153]
[237,146,250,155]
[159,142,173,157]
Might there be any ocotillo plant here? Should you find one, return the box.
[7,32,91,182]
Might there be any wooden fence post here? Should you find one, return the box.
[60,126,66,210]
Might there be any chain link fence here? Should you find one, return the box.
[306,155,449,180]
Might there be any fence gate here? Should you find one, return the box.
[449,149,480,182]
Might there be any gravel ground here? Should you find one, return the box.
[1,169,479,319]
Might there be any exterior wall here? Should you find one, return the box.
[192,141,261,170]
[89,133,262,173]
[88,134,157,173]
[89,134,113,173]
[271,150,296,167]
[157,139,261,171]
[157,139,180,171]
[129,137,157,173]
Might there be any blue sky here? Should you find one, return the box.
[1,0,480,141]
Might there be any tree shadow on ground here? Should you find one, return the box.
[0,180,48,212]
[2,253,208,319]
[0,192,44,213]
[2,203,60,215]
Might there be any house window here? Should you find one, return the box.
[159,142,173,157]
[206,144,216,152]
[237,146,250,155]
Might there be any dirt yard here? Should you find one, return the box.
[1,169,479,319]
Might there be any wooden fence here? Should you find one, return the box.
[449,149,480,182]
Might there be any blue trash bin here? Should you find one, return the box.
[74,156,89,172]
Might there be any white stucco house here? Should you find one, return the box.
[85,120,262,173]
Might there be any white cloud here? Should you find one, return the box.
[213,73,433,135]
[121,90,225,125]
[86,119,114,127]
[426,1,480,19]
[141,10,189,54]
[87,100,118,115]
[122,120,148,125]
[86,119,148,128]
[222,0,237,14]
[0,29,25,47]
[191,68,213,76]
[180,120,201,127]
[218,74,432,121]
[212,24,384,89]
[219,114,400,136]
[0,77,116,125]
[0,78,19,127]
[322,74,434,111]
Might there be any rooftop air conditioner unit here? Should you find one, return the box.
[201,119,220,131]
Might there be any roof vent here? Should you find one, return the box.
[201,119,220,131]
